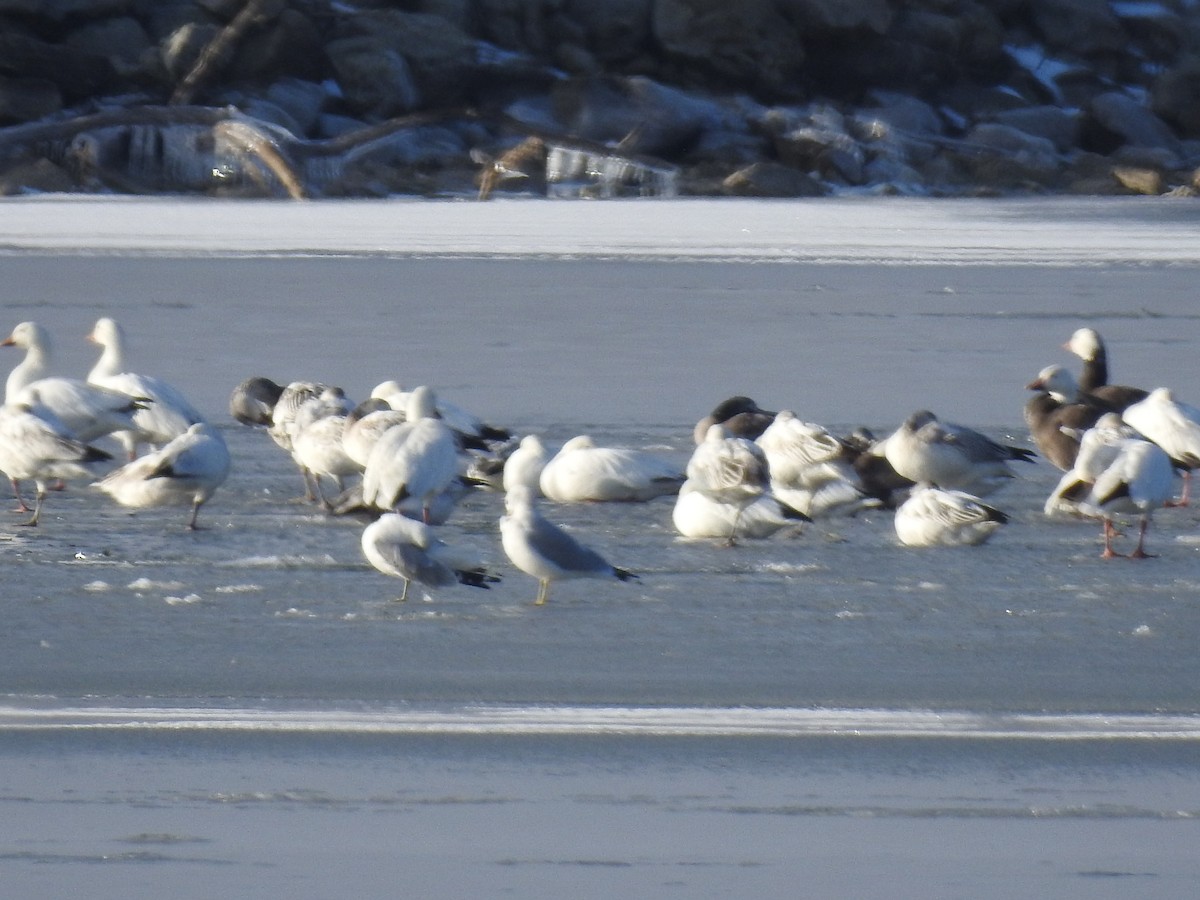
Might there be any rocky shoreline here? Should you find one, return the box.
[1,0,1199,199]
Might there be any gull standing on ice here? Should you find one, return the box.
[499,485,638,605]
[93,422,231,529]
[361,513,500,602]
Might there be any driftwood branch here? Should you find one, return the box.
[171,0,280,106]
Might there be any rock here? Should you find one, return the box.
[989,106,1082,153]
[1089,91,1181,157]
[1111,165,1163,196]
[0,74,62,123]
[780,0,893,34]
[562,0,653,64]
[1030,0,1126,56]
[551,74,732,157]
[0,156,75,194]
[721,161,827,197]
[652,0,805,96]
[958,122,1062,187]
[1152,59,1200,138]
[325,37,421,119]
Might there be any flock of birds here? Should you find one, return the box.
[3,317,1199,606]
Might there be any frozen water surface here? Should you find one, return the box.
[0,196,1198,899]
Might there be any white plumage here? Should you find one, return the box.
[361,386,459,523]
[881,410,1034,496]
[894,485,1008,547]
[93,422,231,529]
[0,401,113,526]
[499,484,638,605]
[538,434,684,502]
[86,316,205,458]
[362,513,499,602]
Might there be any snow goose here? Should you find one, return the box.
[361,513,500,602]
[499,485,638,605]
[341,398,406,469]
[0,401,113,526]
[755,411,876,517]
[92,422,231,529]
[1121,387,1200,506]
[538,434,684,503]
[371,380,510,450]
[672,480,809,540]
[268,382,346,500]
[1043,413,1134,518]
[229,376,284,426]
[880,410,1035,496]
[291,410,362,509]
[893,484,1008,547]
[1077,436,1175,558]
[502,434,549,495]
[3,320,144,443]
[692,395,776,445]
[684,423,771,543]
[361,385,460,523]
[1064,327,1148,412]
[1023,364,1109,471]
[87,317,205,458]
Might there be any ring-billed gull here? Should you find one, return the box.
[499,485,638,605]
[362,512,500,602]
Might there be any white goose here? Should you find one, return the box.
[361,513,500,602]
[1043,413,1133,518]
[92,422,231,529]
[756,410,874,517]
[499,485,638,605]
[683,423,771,543]
[1121,387,1200,506]
[1078,437,1175,558]
[86,317,205,458]
[538,434,684,503]
[0,401,113,526]
[3,320,144,443]
[880,410,1035,496]
[502,433,549,495]
[893,484,1008,547]
[361,385,460,524]
[341,398,407,469]
[672,480,809,540]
